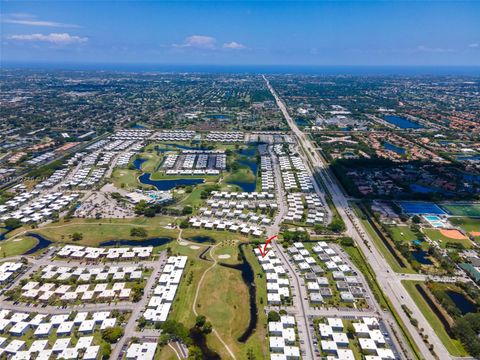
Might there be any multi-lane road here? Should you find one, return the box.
[264,75,451,360]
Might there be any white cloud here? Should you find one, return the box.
[4,19,80,28]
[175,35,216,49]
[8,33,88,45]
[223,41,246,50]
[417,45,454,53]
[2,13,79,28]
[468,43,479,48]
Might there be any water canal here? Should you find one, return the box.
[218,244,258,343]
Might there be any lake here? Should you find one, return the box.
[228,147,258,192]
[138,173,204,190]
[99,237,173,247]
[384,115,423,129]
[383,141,406,155]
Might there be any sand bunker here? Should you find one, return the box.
[217,254,231,259]
[190,245,200,250]
[13,238,23,242]
[440,229,467,240]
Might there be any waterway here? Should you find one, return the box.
[384,115,423,129]
[23,233,53,255]
[0,228,12,241]
[218,244,258,343]
[415,284,454,336]
[189,327,221,360]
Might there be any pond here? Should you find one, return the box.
[411,249,433,265]
[383,141,406,155]
[23,233,53,255]
[207,114,231,121]
[295,118,309,126]
[132,158,147,170]
[384,115,423,129]
[99,237,173,247]
[227,147,258,192]
[445,290,477,315]
[186,236,215,244]
[166,143,210,151]
[218,244,258,343]
[138,173,205,190]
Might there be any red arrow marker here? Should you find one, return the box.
[258,235,277,258]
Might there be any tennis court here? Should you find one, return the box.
[398,201,446,215]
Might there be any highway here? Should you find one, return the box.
[267,145,317,359]
[264,75,449,360]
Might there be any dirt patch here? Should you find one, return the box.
[470,231,480,237]
[440,229,467,240]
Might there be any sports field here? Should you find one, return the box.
[449,217,480,242]
[441,203,480,217]
[423,228,473,249]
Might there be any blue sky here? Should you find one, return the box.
[1,1,479,66]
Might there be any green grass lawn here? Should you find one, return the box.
[351,205,414,274]
[0,236,38,258]
[181,228,251,243]
[225,167,255,184]
[423,228,473,249]
[12,217,178,247]
[155,344,177,360]
[137,151,163,173]
[111,168,141,190]
[442,203,480,217]
[389,226,418,243]
[167,240,268,359]
[198,246,251,358]
[449,217,480,242]
[401,280,467,357]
